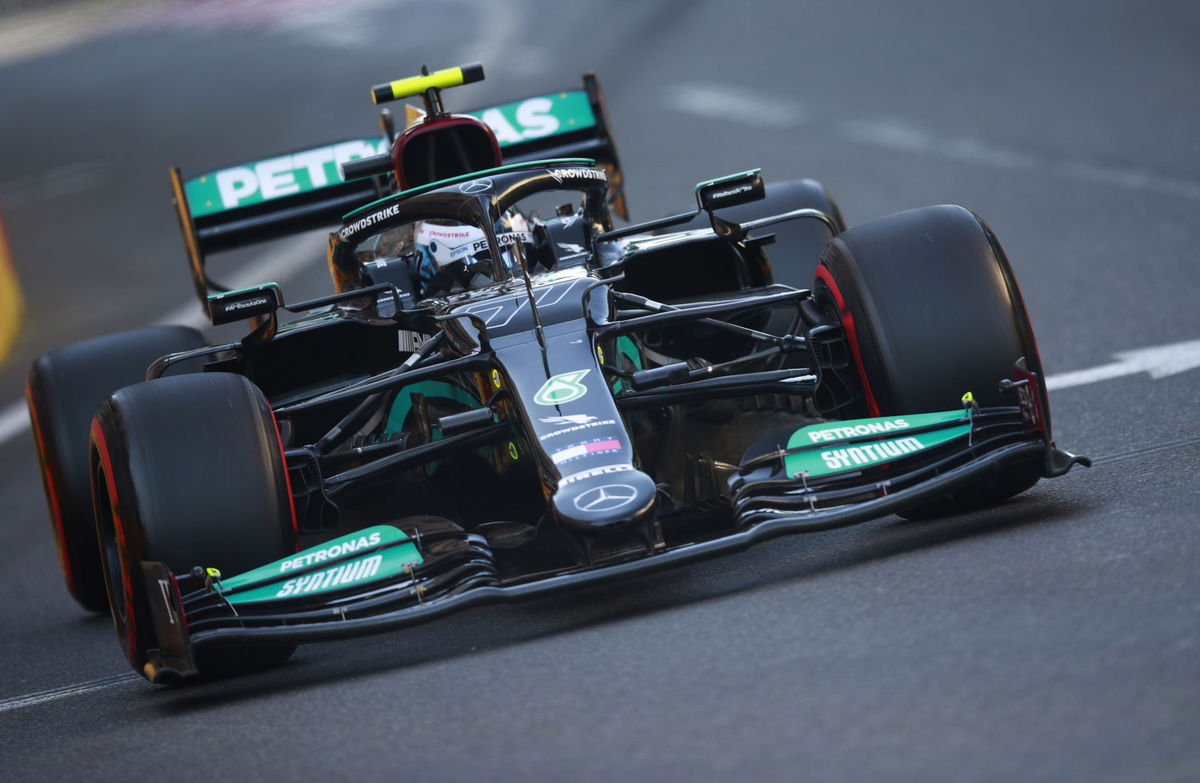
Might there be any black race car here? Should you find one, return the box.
[27,64,1087,682]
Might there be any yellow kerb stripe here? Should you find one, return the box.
[378,67,465,103]
[0,211,24,365]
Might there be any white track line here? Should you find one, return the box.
[0,672,141,713]
[1046,337,1200,391]
[841,118,1200,201]
[666,83,807,128]
[668,82,1200,202]
[0,401,27,445]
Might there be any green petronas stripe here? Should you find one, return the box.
[466,90,596,147]
[227,542,423,604]
[213,525,423,605]
[784,410,971,478]
[184,138,390,218]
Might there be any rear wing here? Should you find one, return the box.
[172,72,626,309]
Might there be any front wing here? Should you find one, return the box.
[139,404,1086,683]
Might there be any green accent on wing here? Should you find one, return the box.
[217,525,422,605]
[184,139,391,218]
[784,410,970,478]
[466,91,596,147]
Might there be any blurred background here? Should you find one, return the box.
[1,1,1197,780]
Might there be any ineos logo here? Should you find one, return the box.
[459,178,493,194]
[574,483,638,513]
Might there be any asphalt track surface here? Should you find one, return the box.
[1,1,1198,780]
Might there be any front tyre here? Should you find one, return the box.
[91,372,298,678]
[814,205,1048,516]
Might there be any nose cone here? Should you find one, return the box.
[553,468,658,534]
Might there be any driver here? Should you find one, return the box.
[403,209,537,297]
[412,221,489,295]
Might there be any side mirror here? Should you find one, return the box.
[207,283,283,326]
[695,169,765,212]
[596,169,768,243]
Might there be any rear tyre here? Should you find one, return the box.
[26,325,206,612]
[91,372,298,678]
[814,205,1047,517]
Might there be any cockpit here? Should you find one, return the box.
[330,160,613,301]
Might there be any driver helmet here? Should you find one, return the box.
[412,209,536,296]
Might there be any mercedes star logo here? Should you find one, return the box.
[574,483,638,513]
[458,178,493,194]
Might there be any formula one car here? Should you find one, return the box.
[27,64,1087,682]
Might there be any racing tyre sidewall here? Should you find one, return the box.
[91,372,298,677]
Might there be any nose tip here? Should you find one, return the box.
[552,467,658,534]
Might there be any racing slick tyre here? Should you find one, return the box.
[91,372,298,679]
[26,325,206,612]
[814,205,1048,518]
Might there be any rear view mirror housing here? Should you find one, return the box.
[207,283,283,326]
[695,169,765,212]
[596,169,768,244]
